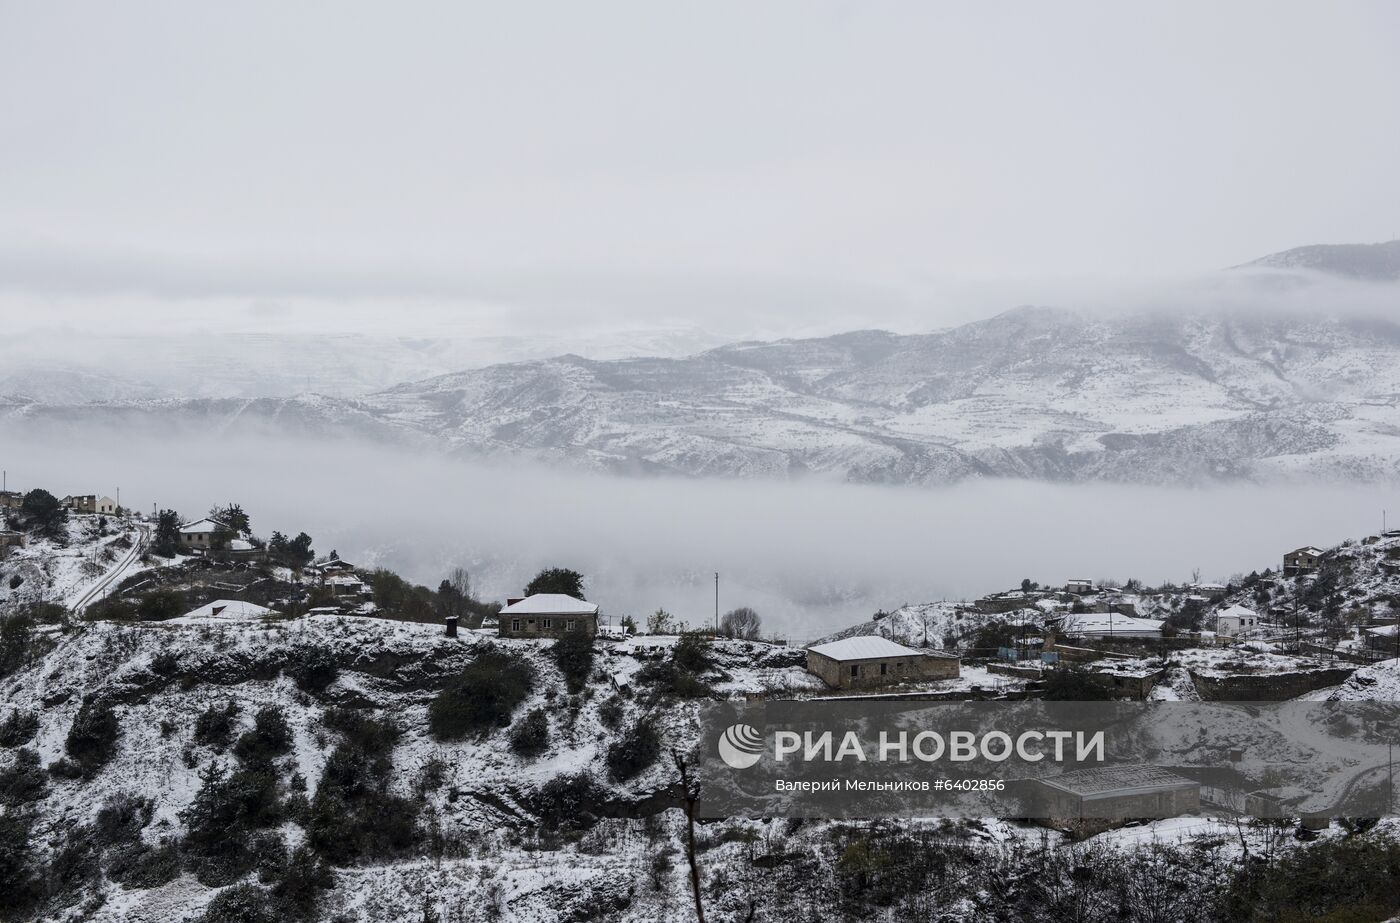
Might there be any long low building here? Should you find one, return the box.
[805,636,960,690]
[1034,765,1199,822]
[1054,612,1164,641]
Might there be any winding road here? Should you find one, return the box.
[72,523,150,614]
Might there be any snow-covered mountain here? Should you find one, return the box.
[11,303,1400,486]
[1239,239,1400,281]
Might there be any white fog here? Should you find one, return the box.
[5,432,1395,640]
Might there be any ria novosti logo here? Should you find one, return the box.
[718,724,764,769]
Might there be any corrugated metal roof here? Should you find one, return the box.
[500,594,599,615]
[1058,613,1164,635]
[807,636,925,661]
[1041,765,1196,798]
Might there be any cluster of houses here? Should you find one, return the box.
[0,489,120,515]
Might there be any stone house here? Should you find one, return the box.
[805,636,960,690]
[497,594,599,639]
[1283,546,1323,576]
[178,518,229,551]
[64,495,117,515]
[1065,578,1095,594]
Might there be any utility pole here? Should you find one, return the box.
[714,572,719,633]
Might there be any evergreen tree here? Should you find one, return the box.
[152,510,182,557]
[524,567,585,599]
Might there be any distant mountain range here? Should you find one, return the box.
[1238,239,1400,281]
[4,241,1400,486]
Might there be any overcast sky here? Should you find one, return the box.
[1,1,1398,337]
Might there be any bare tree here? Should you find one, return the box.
[672,748,706,923]
[719,606,762,640]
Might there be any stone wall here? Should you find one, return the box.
[1188,667,1353,701]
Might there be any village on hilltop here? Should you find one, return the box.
[6,479,1400,841]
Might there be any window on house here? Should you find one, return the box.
[567,620,576,630]
[850,665,859,678]
[511,619,520,631]
[542,619,552,629]
[880,663,888,675]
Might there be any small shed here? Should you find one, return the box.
[805,636,960,690]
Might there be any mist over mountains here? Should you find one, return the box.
[4,242,1400,488]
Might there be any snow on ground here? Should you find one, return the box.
[0,513,154,612]
[816,601,1041,651]
[1313,657,1400,701]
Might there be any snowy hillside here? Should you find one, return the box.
[10,302,1400,486]
[0,515,151,614]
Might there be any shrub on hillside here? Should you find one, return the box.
[288,647,339,693]
[0,749,47,807]
[0,709,39,748]
[428,648,534,740]
[672,631,714,674]
[194,883,280,923]
[533,772,602,829]
[635,660,712,699]
[97,792,183,890]
[552,634,595,694]
[1041,667,1115,701]
[306,709,417,865]
[508,708,550,759]
[1219,831,1400,921]
[605,717,661,782]
[0,811,40,918]
[234,706,293,764]
[0,613,36,679]
[64,698,121,775]
[193,701,242,750]
[95,792,155,847]
[180,761,285,885]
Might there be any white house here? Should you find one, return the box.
[1216,604,1259,638]
[1065,578,1095,594]
[178,518,228,551]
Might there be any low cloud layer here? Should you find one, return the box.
[5,431,1393,639]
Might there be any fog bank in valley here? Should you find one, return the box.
[6,432,1395,639]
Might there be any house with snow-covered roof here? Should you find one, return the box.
[498,594,599,639]
[178,517,229,551]
[1215,604,1259,638]
[805,635,960,690]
